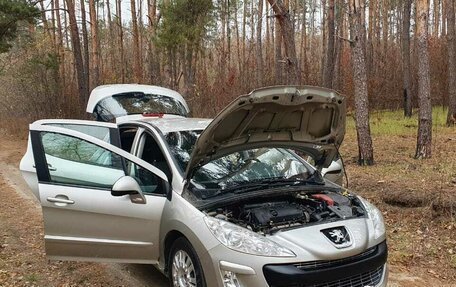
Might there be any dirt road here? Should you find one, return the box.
[0,138,448,287]
[0,140,168,287]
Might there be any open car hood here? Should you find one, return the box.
[86,84,190,121]
[185,86,346,179]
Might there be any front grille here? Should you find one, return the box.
[294,246,377,271]
[310,265,384,287]
[264,241,388,287]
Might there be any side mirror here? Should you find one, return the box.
[111,176,146,204]
[321,159,344,186]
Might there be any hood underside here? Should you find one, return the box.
[185,86,346,179]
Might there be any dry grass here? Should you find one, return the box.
[342,107,456,281]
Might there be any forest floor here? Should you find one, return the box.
[0,108,455,286]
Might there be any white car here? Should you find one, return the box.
[20,85,387,287]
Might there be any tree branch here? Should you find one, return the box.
[337,34,353,43]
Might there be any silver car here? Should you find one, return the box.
[20,85,388,287]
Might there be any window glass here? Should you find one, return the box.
[119,127,138,152]
[290,149,316,166]
[125,158,164,194]
[140,133,171,179]
[165,130,202,171]
[45,123,111,142]
[94,93,188,121]
[41,132,124,188]
[192,148,311,189]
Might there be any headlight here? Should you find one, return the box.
[204,216,296,257]
[358,196,386,240]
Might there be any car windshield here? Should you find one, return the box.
[165,130,315,190]
[94,92,188,121]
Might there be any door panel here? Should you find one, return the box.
[39,184,165,263]
[30,123,168,263]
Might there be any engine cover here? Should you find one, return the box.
[243,202,307,227]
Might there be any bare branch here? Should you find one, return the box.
[337,34,353,43]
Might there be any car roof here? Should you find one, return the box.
[123,115,212,134]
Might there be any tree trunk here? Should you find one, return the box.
[349,0,374,165]
[219,0,227,77]
[267,0,301,84]
[415,0,433,158]
[116,0,125,82]
[382,0,389,54]
[266,1,272,71]
[274,13,282,83]
[138,0,144,78]
[89,0,100,88]
[321,0,327,83]
[50,0,56,47]
[323,0,335,88]
[242,0,247,74]
[66,0,89,104]
[402,0,412,117]
[434,0,441,36]
[38,1,52,40]
[332,0,344,90]
[443,0,448,35]
[227,0,231,67]
[249,0,254,66]
[183,45,195,98]
[256,0,264,86]
[300,1,308,82]
[235,1,242,75]
[367,0,376,74]
[148,0,159,83]
[106,0,115,72]
[80,0,90,93]
[55,0,65,90]
[131,0,142,82]
[447,0,456,125]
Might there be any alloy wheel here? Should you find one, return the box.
[171,250,197,287]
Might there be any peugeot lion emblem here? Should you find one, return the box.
[321,226,352,248]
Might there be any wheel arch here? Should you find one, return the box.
[163,230,186,273]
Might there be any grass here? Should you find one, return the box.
[346,106,450,136]
[450,255,456,269]
[24,273,38,282]
[340,106,456,281]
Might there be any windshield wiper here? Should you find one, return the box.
[199,176,323,199]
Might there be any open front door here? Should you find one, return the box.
[20,120,121,199]
[29,122,169,263]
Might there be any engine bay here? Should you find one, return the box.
[205,191,365,235]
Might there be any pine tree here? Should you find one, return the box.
[0,0,39,53]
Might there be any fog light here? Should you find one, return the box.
[222,270,241,287]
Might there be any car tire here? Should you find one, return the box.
[168,237,206,287]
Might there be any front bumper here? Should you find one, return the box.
[202,241,388,287]
[263,241,387,286]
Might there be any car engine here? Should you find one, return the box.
[205,191,365,234]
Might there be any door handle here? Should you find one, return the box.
[47,164,57,171]
[47,197,75,204]
[32,163,57,171]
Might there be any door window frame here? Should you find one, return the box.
[136,130,173,183]
[30,122,169,197]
